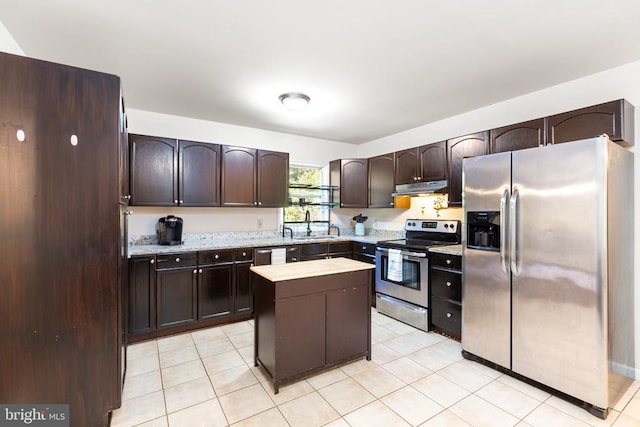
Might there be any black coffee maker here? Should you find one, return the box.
[157,215,183,245]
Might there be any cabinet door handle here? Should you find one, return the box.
[214,254,219,259]
[199,269,203,274]
[446,281,452,287]
[258,201,262,206]
[446,259,452,265]
[175,257,180,263]
[150,259,155,264]
[446,313,452,318]
[174,199,178,204]
[242,252,246,257]
[179,200,184,204]
[193,269,197,274]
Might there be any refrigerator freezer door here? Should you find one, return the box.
[462,151,512,369]
[511,138,608,407]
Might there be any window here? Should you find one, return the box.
[284,165,330,225]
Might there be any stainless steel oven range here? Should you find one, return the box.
[375,219,460,331]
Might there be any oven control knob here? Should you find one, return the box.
[444,224,449,228]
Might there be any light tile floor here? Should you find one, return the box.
[111,309,640,427]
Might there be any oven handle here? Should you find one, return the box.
[376,247,427,259]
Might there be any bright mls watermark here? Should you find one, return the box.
[0,405,69,426]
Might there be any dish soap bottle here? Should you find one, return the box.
[352,214,368,236]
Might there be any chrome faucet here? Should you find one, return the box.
[305,210,312,236]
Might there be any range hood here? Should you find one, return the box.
[392,180,448,197]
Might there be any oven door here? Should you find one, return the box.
[375,247,429,307]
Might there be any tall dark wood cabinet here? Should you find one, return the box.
[0,52,124,426]
[368,153,395,208]
[330,159,368,208]
[490,118,545,153]
[221,146,289,207]
[446,132,489,205]
[547,99,634,145]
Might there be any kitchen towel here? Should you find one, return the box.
[271,248,286,265]
[387,248,404,282]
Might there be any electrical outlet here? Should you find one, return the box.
[257,218,263,229]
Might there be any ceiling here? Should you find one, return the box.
[2,1,640,144]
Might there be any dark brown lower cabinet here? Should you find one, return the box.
[254,268,372,393]
[128,248,254,342]
[128,256,157,335]
[235,258,254,314]
[199,263,233,320]
[157,266,198,330]
[429,252,462,340]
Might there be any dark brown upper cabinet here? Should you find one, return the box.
[419,142,447,182]
[330,159,368,208]
[394,148,419,185]
[368,153,395,208]
[129,135,221,206]
[547,99,634,146]
[129,134,179,206]
[447,132,489,206]
[179,141,221,206]
[490,118,546,154]
[221,146,289,207]
[257,150,289,207]
[394,142,447,185]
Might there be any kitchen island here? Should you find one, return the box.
[251,258,375,393]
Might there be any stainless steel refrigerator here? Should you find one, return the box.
[461,135,634,418]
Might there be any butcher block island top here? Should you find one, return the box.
[250,257,375,281]
[251,258,374,393]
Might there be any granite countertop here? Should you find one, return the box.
[128,230,401,257]
[428,244,462,256]
[250,257,375,282]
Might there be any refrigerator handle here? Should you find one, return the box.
[500,188,510,274]
[509,187,520,276]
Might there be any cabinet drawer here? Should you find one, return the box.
[156,252,197,269]
[431,298,461,336]
[431,269,462,301]
[234,248,254,262]
[352,242,376,256]
[429,252,461,270]
[329,241,353,254]
[300,243,328,257]
[199,249,233,265]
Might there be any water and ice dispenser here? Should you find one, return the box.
[467,212,500,251]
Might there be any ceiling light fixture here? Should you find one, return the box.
[279,92,310,112]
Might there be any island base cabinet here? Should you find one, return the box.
[277,294,327,378]
[254,269,372,393]
[326,285,369,362]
